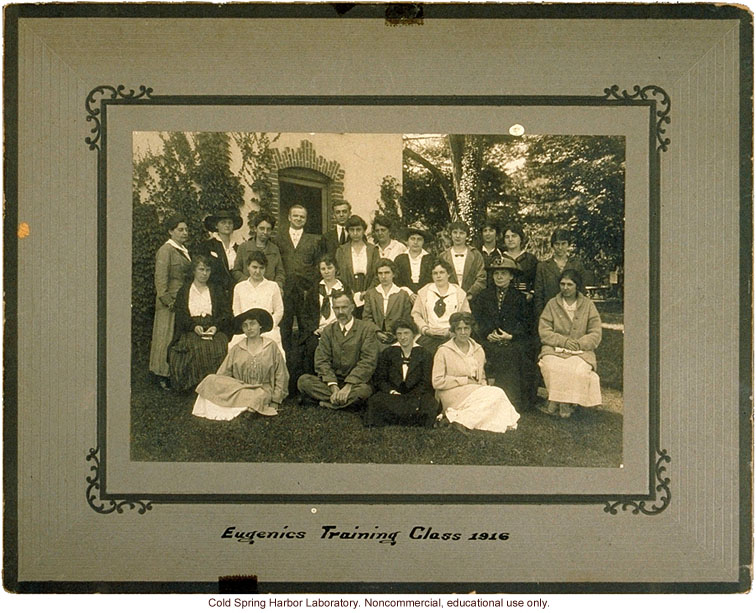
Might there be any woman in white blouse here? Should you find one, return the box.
[230,250,285,359]
[411,258,471,355]
[371,213,407,261]
[335,215,378,310]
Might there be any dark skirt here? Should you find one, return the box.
[169,331,229,392]
[364,391,439,427]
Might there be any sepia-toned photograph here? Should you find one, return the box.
[131,131,625,467]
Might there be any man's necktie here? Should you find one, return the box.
[454,253,465,257]
[339,227,347,244]
[433,292,447,317]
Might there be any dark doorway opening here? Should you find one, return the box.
[278,168,329,234]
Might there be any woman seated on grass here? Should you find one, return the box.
[432,312,520,433]
[168,255,232,392]
[364,318,438,428]
[192,308,288,421]
[538,268,602,419]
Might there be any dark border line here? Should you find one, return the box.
[737,7,754,595]
[8,2,752,21]
[3,3,21,595]
[100,93,656,507]
[12,579,746,594]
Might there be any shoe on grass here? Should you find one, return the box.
[539,401,558,415]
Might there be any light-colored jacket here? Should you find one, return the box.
[538,293,602,369]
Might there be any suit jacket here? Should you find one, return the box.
[472,284,529,342]
[171,281,233,345]
[275,227,323,289]
[231,239,286,288]
[362,286,413,333]
[335,242,379,295]
[199,237,237,302]
[533,256,586,317]
[394,252,433,294]
[323,225,349,258]
[440,247,487,298]
[373,344,434,397]
[315,318,379,385]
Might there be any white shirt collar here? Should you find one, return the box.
[408,249,429,259]
[319,279,344,289]
[167,239,190,257]
[377,283,401,298]
[340,317,355,333]
[290,227,303,236]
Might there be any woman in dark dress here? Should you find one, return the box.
[168,255,232,391]
[471,255,533,412]
[364,318,438,427]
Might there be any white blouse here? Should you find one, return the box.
[425,285,460,329]
[352,244,368,275]
[233,278,284,326]
[188,283,213,317]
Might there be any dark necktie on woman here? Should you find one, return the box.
[319,286,332,319]
[433,292,447,317]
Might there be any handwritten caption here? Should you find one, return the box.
[222,525,510,547]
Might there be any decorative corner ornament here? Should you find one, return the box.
[86,447,153,514]
[85,85,153,151]
[603,449,671,515]
[603,84,671,152]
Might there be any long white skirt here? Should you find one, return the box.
[539,355,602,407]
[440,384,520,433]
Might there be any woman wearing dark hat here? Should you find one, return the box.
[192,308,289,420]
[168,254,233,392]
[471,254,532,412]
[394,221,434,298]
[200,208,243,306]
[335,214,379,309]
[149,214,192,389]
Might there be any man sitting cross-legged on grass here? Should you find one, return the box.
[297,290,379,409]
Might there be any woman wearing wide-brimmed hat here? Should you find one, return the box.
[192,308,289,420]
[200,208,243,306]
[471,254,533,412]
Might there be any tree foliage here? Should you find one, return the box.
[232,132,280,228]
[401,134,625,283]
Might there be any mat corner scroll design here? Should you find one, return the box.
[85,84,154,151]
[603,84,671,152]
[603,449,671,515]
[86,447,154,514]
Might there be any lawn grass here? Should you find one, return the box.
[131,352,623,467]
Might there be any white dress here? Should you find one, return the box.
[432,338,520,433]
[230,278,285,359]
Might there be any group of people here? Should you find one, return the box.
[147,199,603,432]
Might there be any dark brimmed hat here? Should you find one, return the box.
[233,308,274,334]
[487,254,521,273]
[203,209,243,232]
[405,220,433,241]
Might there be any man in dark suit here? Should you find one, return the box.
[297,291,379,409]
[275,204,323,378]
[199,209,243,307]
[322,200,352,258]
